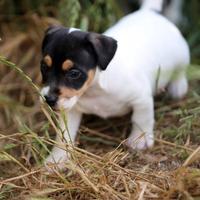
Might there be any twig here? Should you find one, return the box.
[155,138,194,152]
[66,161,99,193]
[0,169,42,187]
[183,145,200,167]
[81,126,122,143]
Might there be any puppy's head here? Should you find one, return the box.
[40,26,117,110]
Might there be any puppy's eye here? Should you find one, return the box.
[67,69,82,80]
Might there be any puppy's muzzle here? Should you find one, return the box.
[44,94,57,107]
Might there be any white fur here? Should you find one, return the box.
[45,2,190,167]
[141,0,163,12]
[40,86,50,97]
[57,96,78,110]
[45,109,82,169]
[68,28,80,33]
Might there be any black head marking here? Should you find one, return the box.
[42,25,69,52]
[40,26,117,100]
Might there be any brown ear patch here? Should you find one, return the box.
[44,55,52,67]
[62,59,74,71]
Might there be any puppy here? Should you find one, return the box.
[40,0,190,167]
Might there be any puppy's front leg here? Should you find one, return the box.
[126,96,154,150]
[45,108,82,169]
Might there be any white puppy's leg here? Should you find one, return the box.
[168,72,188,99]
[126,96,154,150]
[45,108,82,169]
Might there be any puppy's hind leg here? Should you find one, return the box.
[168,70,188,99]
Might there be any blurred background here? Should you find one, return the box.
[0,0,200,199]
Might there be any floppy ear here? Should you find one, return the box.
[87,33,117,70]
[42,25,62,51]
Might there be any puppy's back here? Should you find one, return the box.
[105,9,189,71]
[104,9,189,95]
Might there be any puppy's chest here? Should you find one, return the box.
[76,92,131,118]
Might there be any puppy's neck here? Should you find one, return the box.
[83,67,107,97]
[91,67,105,89]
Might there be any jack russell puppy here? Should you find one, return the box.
[40,0,190,168]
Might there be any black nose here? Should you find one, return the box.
[44,95,57,107]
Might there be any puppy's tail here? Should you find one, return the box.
[140,0,164,13]
[140,0,183,25]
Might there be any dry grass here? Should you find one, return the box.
[0,16,200,200]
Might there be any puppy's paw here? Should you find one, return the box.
[125,131,154,150]
[44,161,66,173]
[168,76,188,99]
[44,152,69,173]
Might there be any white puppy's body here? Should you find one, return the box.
[79,9,189,113]
[45,7,190,165]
